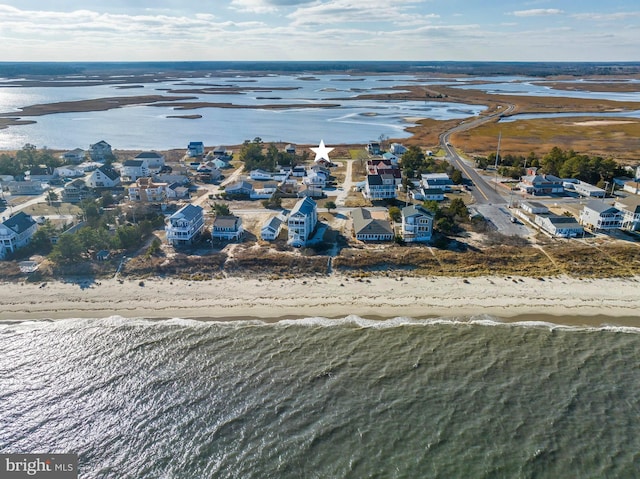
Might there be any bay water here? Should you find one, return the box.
[1,315,639,478]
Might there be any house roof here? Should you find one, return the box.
[66,178,87,188]
[615,195,640,214]
[90,140,110,148]
[352,208,393,236]
[170,204,203,221]
[367,174,383,185]
[123,159,145,167]
[135,151,163,159]
[3,212,36,234]
[522,201,547,210]
[421,188,445,195]
[214,215,240,229]
[584,200,619,214]
[291,196,316,216]
[188,141,204,147]
[543,215,581,226]
[402,204,434,218]
[226,180,253,192]
[96,166,120,181]
[64,148,84,155]
[263,215,283,231]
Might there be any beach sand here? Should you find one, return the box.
[1,275,639,325]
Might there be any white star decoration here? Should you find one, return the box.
[310,140,334,163]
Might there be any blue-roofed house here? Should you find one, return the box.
[0,212,38,259]
[165,204,205,246]
[288,197,317,247]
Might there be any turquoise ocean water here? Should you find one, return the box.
[1,315,639,478]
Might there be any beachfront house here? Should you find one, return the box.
[54,165,84,179]
[62,178,94,203]
[121,159,149,182]
[366,141,381,155]
[89,140,113,161]
[623,180,640,196]
[517,168,564,196]
[534,214,584,238]
[401,204,434,243]
[579,201,623,231]
[615,196,640,231]
[27,166,55,183]
[0,212,38,259]
[87,166,121,189]
[225,180,254,197]
[351,208,394,242]
[60,148,86,164]
[128,177,168,203]
[7,180,45,195]
[364,174,397,201]
[165,182,190,200]
[421,173,454,192]
[287,197,317,247]
[261,214,285,241]
[519,201,549,215]
[165,204,205,246]
[187,142,205,158]
[250,169,273,181]
[212,215,244,242]
[411,187,445,202]
[135,151,165,173]
[573,181,606,198]
[390,143,407,156]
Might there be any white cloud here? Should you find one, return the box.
[572,11,640,21]
[511,9,564,17]
[287,0,432,27]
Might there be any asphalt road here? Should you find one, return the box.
[440,102,515,206]
[439,102,534,238]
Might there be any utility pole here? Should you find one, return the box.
[494,131,501,191]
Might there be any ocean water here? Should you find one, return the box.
[1,315,640,478]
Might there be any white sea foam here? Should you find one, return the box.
[1,314,639,333]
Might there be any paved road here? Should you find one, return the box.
[440,103,515,206]
[438,102,535,238]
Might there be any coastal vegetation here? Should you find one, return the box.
[475,146,625,185]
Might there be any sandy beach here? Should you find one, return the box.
[1,275,639,325]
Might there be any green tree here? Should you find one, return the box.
[400,146,426,178]
[116,225,140,250]
[324,200,337,213]
[46,190,59,206]
[50,234,84,264]
[451,169,463,184]
[212,202,230,216]
[388,206,401,222]
[447,198,468,219]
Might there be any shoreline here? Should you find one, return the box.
[1,275,639,326]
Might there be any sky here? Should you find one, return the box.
[0,1,638,62]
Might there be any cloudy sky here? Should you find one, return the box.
[0,1,638,62]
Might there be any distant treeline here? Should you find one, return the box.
[1,61,640,78]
